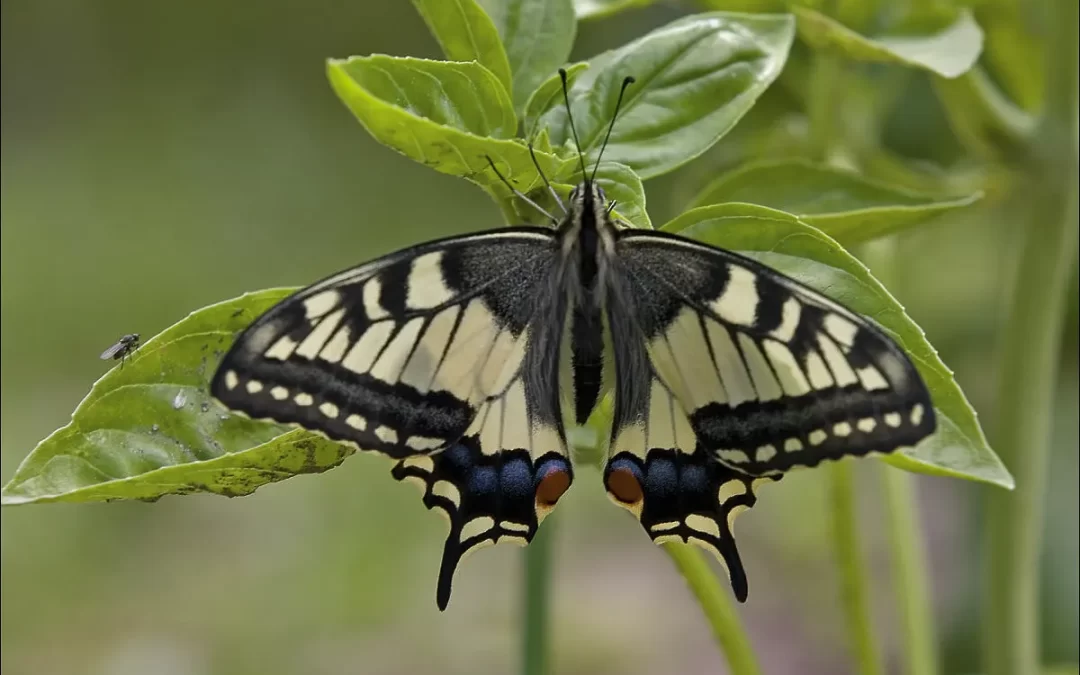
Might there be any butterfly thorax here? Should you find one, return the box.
[558,180,617,425]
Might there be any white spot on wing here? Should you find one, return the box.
[817,333,858,386]
[885,412,902,428]
[857,365,889,391]
[770,297,802,342]
[857,418,877,433]
[757,444,777,461]
[401,454,434,472]
[686,514,721,538]
[224,371,239,390]
[706,321,755,406]
[460,516,495,542]
[824,314,858,348]
[346,414,367,431]
[363,277,388,320]
[718,448,751,464]
[764,340,811,397]
[833,421,852,437]
[375,426,398,444]
[737,334,783,401]
[318,325,352,364]
[245,380,263,394]
[911,404,925,426]
[294,393,313,406]
[805,350,834,390]
[342,321,395,374]
[265,335,298,361]
[294,309,345,359]
[406,436,446,451]
[303,290,340,320]
[432,480,461,507]
[270,386,289,400]
[406,252,454,310]
[400,305,459,393]
[712,265,758,326]
[717,481,747,503]
[809,429,827,445]
[370,317,424,383]
[319,402,339,418]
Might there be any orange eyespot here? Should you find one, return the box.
[606,467,643,504]
[536,469,570,507]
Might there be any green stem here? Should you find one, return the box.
[664,543,762,675]
[882,467,938,675]
[828,461,884,675]
[863,238,940,675]
[807,51,844,162]
[522,518,555,675]
[982,0,1079,671]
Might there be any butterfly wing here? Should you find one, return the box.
[602,229,936,599]
[211,228,574,609]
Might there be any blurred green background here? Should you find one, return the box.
[1,2,1076,674]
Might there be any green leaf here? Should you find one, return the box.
[689,159,983,245]
[328,56,565,189]
[573,0,656,21]
[1,290,360,506]
[933,67,1034,161]
[490,161,650,229]
[410,0,514,97]
[523,62,589,141]
[661,203,1013,489]
[536,12,796,179]
[478,0,577,115]
[794,7,983,79]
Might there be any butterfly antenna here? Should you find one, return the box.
[591,76,635,183]
[559,68,588,183]
[529,143,567,214]
[484,155,557,223]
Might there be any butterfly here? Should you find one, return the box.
[100,333,141,368]
[211,70,936,610]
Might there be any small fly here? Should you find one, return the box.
[100,333,141,368]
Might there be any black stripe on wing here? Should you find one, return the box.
[613,229,936,476]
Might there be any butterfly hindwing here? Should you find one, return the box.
[212,228,575,609]
[613,229,936,476]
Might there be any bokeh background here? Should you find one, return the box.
[1,2,1076,674]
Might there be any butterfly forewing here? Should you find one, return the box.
[211,228,575,609]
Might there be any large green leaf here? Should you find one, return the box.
[536,12,796,179]
[662,203,1012,489]
[0,290,363,506]
[689,159,982,245]
[478,0,577,115]
[410,0,513,97]
[523,62,589,140]
[794,7,983,79]
[491,160,650,229]
[328,56,565,190]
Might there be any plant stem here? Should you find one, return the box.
[864,238,940,675]
[882,467,938,675]
[522,518,555,675]
[982,0,1079,670]
[828,461,884,675]
[664,543,762,675]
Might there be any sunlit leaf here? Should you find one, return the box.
[536,12,796,179]
[479,0,577,115]
[794,7,983,79]
[1,290,362,506]
[662,203,1013,489]
[328,56,566,190]
[410,0,513,96]
[689,159,983,245]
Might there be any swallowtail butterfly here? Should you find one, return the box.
[100,333,140,368]
[211,71,935,609]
